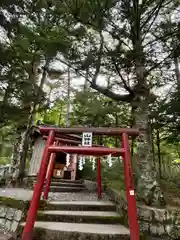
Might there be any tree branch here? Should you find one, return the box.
[88,33,133,102]
[141,0,164,41]
[91,32,104,85]
[145,51,172,77]
[140,0,164,31]
[90,83,132,102]
[104,45,134,94]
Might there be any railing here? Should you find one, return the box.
[22,127,140,240]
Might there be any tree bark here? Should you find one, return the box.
[0,83,13,125]
[156,128,162,179]
[17,130,29,184]
[151,127,156,167]
[174,56,180,88]
[11,130,21,166]
[66,67,71,127]
[17,59,50,183]
[132,100,165,206]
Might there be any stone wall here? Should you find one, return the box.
[0,197,30,236]
[0,206,22,234]
[105,188,180,239]
[83,180,106,192]
[83,180,97,191]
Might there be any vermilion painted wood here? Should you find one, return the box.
[43,141,58,200]
[97,157,102,199]
[22,130,55,240]
[43,135,103,147]
[43,136,81,145]
[122,133,139,240]
[48,146,125,156]
[22,127,140,240]
[56,133,82,140]
[39,126,139,136]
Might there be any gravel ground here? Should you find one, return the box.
[0,188,110,201]
[48,192,110,201]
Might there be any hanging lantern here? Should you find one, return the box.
[66,154,70,167]
[107,154,112,167]
[78,156,84,171]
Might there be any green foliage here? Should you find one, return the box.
[0,157,11,166]
[71,89,130,127]
[36,100,67,126]
[77,160,96,181]
[78,157,125,191]
[0,0,180,202]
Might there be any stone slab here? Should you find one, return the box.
[45,200,116,212]
[50,186,86,192]
[48,200,114,206]
[50,182,85,188]
[0,189,33,201]
[20,221,130,235]
[40,210,120,217]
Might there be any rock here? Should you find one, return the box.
[0,233,13,240]
[14,210,22,222]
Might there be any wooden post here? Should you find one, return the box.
[22,130,55,240]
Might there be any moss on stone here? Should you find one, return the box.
[0,196,29,210]
[0,196,47,213]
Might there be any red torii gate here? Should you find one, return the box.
[22,127,140,240]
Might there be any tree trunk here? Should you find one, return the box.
[150,125,156,167]
[11,131,21,166]
[115,110,119,147]
[174,56,180,87]
[66,67,71,127]
[83,69,89,90]
[17,59,50,183]
[156,128,162,179]
[132,100,165,206]
[58,102,64,126]
[17,130,29,184]
[0,83,13,124]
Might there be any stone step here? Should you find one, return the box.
[49,186,86,192]
[50,181,85,188]
[44,200,116,212]
[51,179,83,184]
[37,210,122,224]
[29,177,83,185]
[19,222,130,240]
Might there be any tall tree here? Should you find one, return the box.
[59,0,179,205]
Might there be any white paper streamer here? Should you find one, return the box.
[107,154,112,167]
[66,154,70,167]
[92,157,95,170]
[78,156,84,170]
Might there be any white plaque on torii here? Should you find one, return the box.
[82,132,92,146]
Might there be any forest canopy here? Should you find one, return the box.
[0,0,180,206]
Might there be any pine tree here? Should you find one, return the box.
[61,0,179,205]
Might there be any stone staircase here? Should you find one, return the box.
[34,178,87,193]
[18,179,130,239]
